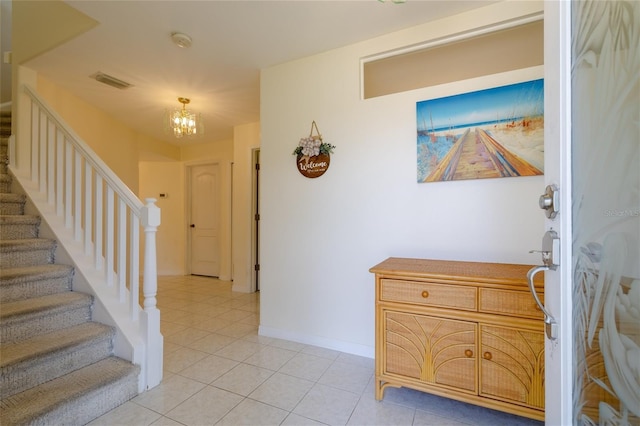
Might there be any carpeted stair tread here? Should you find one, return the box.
[0,238,56,252]
[0,157,6,174]
[0,292,93,343]
[0,112,10,137]
[0,193,26,215]
[0,322,116,398]
[0,193,24,203]
[0,356,140,426]
[0,215,40,225]
[0,238,56,268]
[1,322,114,368]
[0,292,92,322]
[0,264,73,283]
[1,125,10,139]
[0,264,74,303]
[0,215,41,239]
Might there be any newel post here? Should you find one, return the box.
[141,198,163,389]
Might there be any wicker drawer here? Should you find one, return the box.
[380,279,477,311]
[479,288,543,319]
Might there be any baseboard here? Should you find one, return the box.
[258,325,374,359]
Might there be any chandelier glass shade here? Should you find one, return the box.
[168,97,202,138]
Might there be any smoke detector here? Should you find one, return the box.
[171,32,192,49]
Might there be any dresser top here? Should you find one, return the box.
[370,257,543,285]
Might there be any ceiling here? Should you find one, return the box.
[22,0,497,146]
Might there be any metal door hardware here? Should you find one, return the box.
[539,184,559,219]
[528,229,559,340]
[529,229,560,268]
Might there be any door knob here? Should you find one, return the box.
[190,224,195,228]
[539,184,559,219]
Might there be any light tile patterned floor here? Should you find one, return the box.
[90,275,544,426]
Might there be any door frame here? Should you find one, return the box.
[184,159,233,280]
[250,148,260,292]
[543,1,573,424]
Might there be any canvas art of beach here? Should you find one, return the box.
[416,79,544,182]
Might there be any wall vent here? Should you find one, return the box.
[90,72,133,90]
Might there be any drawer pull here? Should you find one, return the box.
[464,349,473,358]
[421,290,429,298]
[483,352,492,360]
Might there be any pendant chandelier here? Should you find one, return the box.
[168,97,202,138]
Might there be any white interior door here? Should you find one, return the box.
[190,163,220,277]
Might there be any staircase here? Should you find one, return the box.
[0,111,140,425]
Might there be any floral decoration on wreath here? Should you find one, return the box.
[292,121,335,178]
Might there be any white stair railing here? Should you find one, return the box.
[8,84,162,392]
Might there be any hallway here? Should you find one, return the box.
[90,275,542,425]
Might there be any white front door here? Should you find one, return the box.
[541,3,573,423]
[543,2,639,425]
[189,163,220,277]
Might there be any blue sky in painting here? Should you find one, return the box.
[417,79,544,132]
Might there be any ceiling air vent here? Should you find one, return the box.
[90,72,133,90]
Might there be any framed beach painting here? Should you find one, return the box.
[416,78,544,182]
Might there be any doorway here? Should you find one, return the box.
[188,163,221,277]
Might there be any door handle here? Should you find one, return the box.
[190,224,195,228]
[527,265,557,340]
[527,229,559,340]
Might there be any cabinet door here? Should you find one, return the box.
[383,310,477,393]
[479,324,545,409]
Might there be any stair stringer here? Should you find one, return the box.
[7,170,150,393]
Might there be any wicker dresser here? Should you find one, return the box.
[370,257,545,421]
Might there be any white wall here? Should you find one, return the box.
[259,1,545,357]
[139,161,186,276]
[37,75,141,192]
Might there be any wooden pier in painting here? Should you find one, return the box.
[425,128,542,182]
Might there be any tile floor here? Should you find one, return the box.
[90,275,544,426]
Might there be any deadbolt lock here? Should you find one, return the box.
[539,184,559,219]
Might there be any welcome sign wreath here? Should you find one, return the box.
[293,121,335,178]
